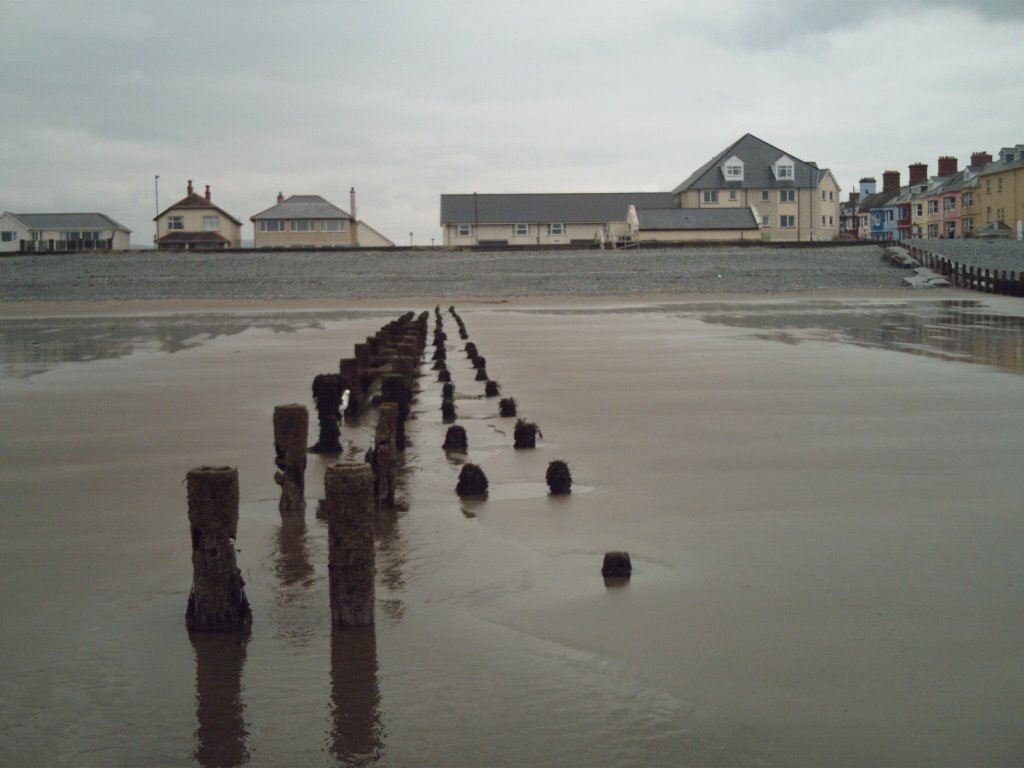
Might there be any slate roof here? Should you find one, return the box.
[440,193,674,225]
[6,212,130,231]
[637,207,758,231]
[156,192,242,225]
[671,133,832,194]
[250,195,351,221]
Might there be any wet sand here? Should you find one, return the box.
[1,293,1023,766]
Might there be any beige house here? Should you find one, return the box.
[671,134,841,242]
[976,145,1024,239]
[0,211,131,252]
[250,189,394,248]
[154,180,242,249]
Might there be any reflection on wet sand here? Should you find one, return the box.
[329,626,382,766]
[190,631,251,768]
[685,300,1024,374]
[0,310,378,379]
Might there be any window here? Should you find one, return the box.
[761,190,769,202]
[725,164,743,179]
[321,220,345,231]
[203,216,219,231]
[779,189,795,203]
[986,179,991,194]
[943,197,956,212]
[780,215,795,228]
[168,216,184,230]
[964,218,974,233]
[512,223,529,236]
[777,164,794,180]
[927,200,939,215]
[885,210,894,223]
[998,177,1004,192]
[259,220,285,232]
[829,191,834,201]
[963,192,974,208]
[914,203,923,217]
[927,223,939,238]
[997,208,1005,221]
[822,191,827,201]
[547,223,565,236]
[703,190,719,204]
[456,224,475,237]
[986,206,991,222]
[2,230,18,242]
[828,216,833,226]
[291,220,315,232]
[729,190,738,201]
[761,215,771,226]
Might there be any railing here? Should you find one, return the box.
[907,245,1024,297]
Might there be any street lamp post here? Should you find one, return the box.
[154,174,160,245]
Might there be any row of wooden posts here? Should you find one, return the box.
[185,312,429,632]
[906,245,1024,297]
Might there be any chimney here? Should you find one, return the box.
[937,156,958,177]
[350,187,357,220]
[971,150,993,167]
[277,191,284,204]
[882,170,900,192]
[848,191,860,204]
[187,179,194,196]
[909,162,928,186]
[205,184,211,201]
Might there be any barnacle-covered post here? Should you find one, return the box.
[274,403,308,513]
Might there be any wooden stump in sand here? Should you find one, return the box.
[274,403,308,513]
[185,466,252,631]
[325,462,375,626]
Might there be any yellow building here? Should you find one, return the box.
[978,145,1024,239]
[155,180,242,249]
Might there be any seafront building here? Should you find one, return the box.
[441,134,841,246]
[0,211,131,253]
[154,180,243,249]
[854,145,1024,241]
[250,189,394,248]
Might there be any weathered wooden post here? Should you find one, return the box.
[456,463,488,497]
[484,380,500,397]
[546,460,572,494]
[372,402,398,506]
[380,373,409,450]
[274,403,308,513]
[310,373,343,454]
[185,466,252,631]
[499,397,517,417]
[514,418,542,449]
[443,425,468,452]
[441,397,456,423]
[325,462,375,626]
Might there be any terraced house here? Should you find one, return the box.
[978,145,1024,238]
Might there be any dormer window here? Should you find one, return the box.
[774,155,795,181]
[722,155,744,182]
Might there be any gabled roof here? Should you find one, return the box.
[250,194,351,221]
[637,207,758,231]
[440,192,674,225]
[5,212,131,232]
[156,192,242,225]
[672,133,832,193]
[856,188,901,214]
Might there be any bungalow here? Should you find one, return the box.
[250,189,394,248]
[155,180,242,249]
[0,211,131,253]
[439,192,674,246]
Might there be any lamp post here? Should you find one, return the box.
[154,174,160,245]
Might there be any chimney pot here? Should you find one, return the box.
[277,191,284,204]
[187,179,193,195]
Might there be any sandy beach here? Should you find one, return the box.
[1,290,1023,766]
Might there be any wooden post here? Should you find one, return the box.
[185,466,252,631]
[325,462,375,626]
[273,404,308,514]
[372,403,398,506]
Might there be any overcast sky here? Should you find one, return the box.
[2,0,1023,246]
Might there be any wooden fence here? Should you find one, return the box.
[906,245,1024,297]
